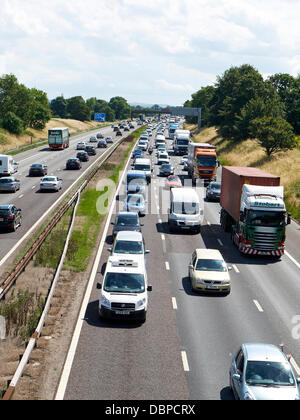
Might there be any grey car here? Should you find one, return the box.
[229,343,300,400]
[206,181,221,201]
[0,177,21,193]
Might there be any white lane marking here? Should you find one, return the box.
[253,299,264,312]
[232,264,240,273]
[32,185,36,189]
[158,218,162,224]
[161,234,165,241]
[165,261,170,271]
[285,251,300,269]
[289,356,300,376]
[217,239,223,246]
[181,351,190,372]
[18,194,24,199]
[172,297,177,310]
[207,221,211,226]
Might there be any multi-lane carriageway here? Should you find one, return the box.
[1,122,300,400]
[52,123,300,400]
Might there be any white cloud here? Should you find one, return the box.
[0,0,299,104]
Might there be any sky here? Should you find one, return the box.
[0,0,299,106]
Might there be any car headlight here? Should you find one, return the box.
[196,279,205,284]
[100,294,110,308]
[136,298,146,308]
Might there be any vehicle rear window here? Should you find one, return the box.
[0,179,11,183]
[0,209,10,215]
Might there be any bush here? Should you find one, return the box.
[2,111,24,134]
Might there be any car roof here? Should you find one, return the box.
[171,187,199,202]
[242,343,287,363]
[135,158,150,164]
[116,212,138,218]
[127,170,147,176]
[0,204,13,209]
[106,255,145,274]
[115,231,143,241]
[194,248,224,260]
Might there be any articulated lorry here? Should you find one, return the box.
[173,129,190,155]
[168,123,179,140]
[187,143,217,185]
[220,166,291,257]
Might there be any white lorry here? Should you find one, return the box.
[173,130,190,156]
[0,155,19,177]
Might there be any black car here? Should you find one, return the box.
[206,181,221,201]
[159,164,174,176]
[116,130,122,136]
[29,163,47,176]
[76,151,89,162]
[96,132,104,139]
[0,204,22,232]
[112,212,142,238]
[85,145,97,155]
[66,158,81,170]
[98,140,107,148]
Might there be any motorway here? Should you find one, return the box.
[0,124,137,265]
[56,123,300,400]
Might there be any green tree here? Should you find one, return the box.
[67,96,90,121]
[249,116,296,156]
[28,88,51,129]
[50,96,68,118]
[2,111,24,134]
[184,85,215,126]
[109,96,130,120]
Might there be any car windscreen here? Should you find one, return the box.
[196,156,216,167]
[127,175,146,185]
[209,182,221,191]
[116,215,139,226]
[104,273,145,293]
[247,210,286,227]
[134,165,151,171]
[195,259,227,272]
[172,201,199,215]
[114,240,143,254]
[30,164,43,168]
[0,179,12,183]
[42,177,56,182]
[245,361,295,387]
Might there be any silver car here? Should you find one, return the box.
[230,343,300,400]
[40,176,62,192]
[0,177,20,193]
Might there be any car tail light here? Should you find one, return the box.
[7,215,14,219]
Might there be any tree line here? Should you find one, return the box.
[0,73,135,135]
[184,64,300,156]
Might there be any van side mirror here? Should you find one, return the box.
[240,211,244,222]
[96,282,102,289]
[147,285,152,292]
[287,213,291,225]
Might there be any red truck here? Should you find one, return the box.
[220,166,291,257]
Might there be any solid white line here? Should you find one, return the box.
[253,299,264,312]
[31,185,36,189]
[172,297,177,310]
[55,138,135,400]
[165,261,170,271]
[181,351,190,372]
[232,264,240,273]
[290,356,300,376]
[217,239,223,246]
[161,234,165,241]
[285,251,300,269]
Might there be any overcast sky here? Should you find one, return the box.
[1,0,299,106]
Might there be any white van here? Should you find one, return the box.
[134,158,152,183]
[168,188,202,233]
[0,155,19,177]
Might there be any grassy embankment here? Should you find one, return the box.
[185,124,300,222]
[34,126,144,272]
[0,118,111,154]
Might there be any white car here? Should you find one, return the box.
[108,231,150,262]
[97,255,152,323]
[40,176,62,192]
[76,142,87,150]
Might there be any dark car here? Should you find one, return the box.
[116,130,122,136]
[89,136,97,143]
[66,158,81,170]
[206,181,221,201]
[29,163,47,176]
[0,204,22,232]
[76,151,89,162]
[98,140,107,148]
[112,212,142,238]
[96,132,104,139]
[159,164,174,176]
[132,150,144,159]
[113,126,119,132]
[85,145,97,156]
[124,126,130,131]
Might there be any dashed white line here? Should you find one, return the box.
[161,234,165,241]
[172,297,177,310]
[165,261,170,271]
[32,185,36,189]
[290,356,300,376]
[217,239,223,246]
[232,264,240,273]
[253,299,264,312]
[181,351,190,372]
[18,194,24,199]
